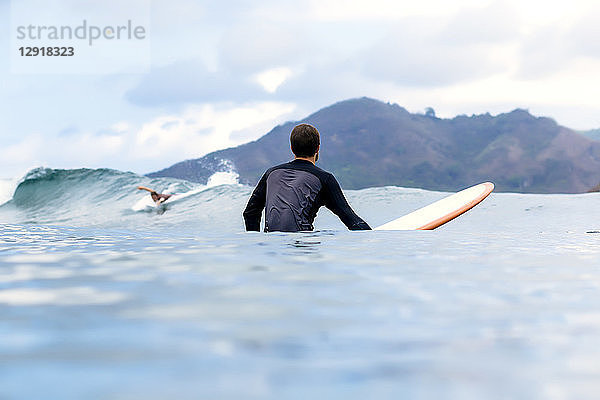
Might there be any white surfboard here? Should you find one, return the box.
[375,182,494,230]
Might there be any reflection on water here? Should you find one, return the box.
[287,233,323,255]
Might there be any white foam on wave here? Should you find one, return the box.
[131,195,158,212]
[163,171,239,203]
[131,170,239,211]
[0,167,42,206]
[206,170,239,187]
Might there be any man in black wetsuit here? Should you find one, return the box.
[243,124,371,232]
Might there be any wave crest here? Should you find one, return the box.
[2,166,244,227]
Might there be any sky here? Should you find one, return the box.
[2,0,600,178]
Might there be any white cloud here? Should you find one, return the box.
[254,67,294,93]
[358,20,509,87]
[124,60,263,107]
[111,121,130,133]
[505,0,594,30]
[0,102,296,178]
[0,131,124,173]
[134,102,296,159]
[218,23,314,73]
[386,57,600,129]
[438,2,521,45]
[0,136,44,166]
[308,0,491,20]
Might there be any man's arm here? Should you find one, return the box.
[323,174,371,230]
[243,172,269,231]
[138,186,161,203]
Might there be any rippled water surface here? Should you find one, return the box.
[2,168,600,399]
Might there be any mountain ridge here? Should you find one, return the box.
[148,97,600,193]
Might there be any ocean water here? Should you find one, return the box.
[1,167,600,399]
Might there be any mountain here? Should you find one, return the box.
[148,97,600,193]
[580,129,600,142]
[589,183,600,192]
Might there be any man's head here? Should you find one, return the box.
[291,124,320,161]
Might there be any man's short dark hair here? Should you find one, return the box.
[290,124,320,157]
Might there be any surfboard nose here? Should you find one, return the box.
[375,181,495,231]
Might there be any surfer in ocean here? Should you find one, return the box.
[137,186,173,205]
[243,124,371,232]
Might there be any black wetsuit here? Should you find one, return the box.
[243,159,371,232]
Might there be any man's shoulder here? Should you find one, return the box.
[263,161,336,183]
[312,165,335,181]
[265,161,294,175]
[293,162,336,185]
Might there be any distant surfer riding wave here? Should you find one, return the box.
[137,186,173,205]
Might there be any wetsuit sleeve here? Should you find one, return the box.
[323,174,371,230]
[243,171,268,231]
